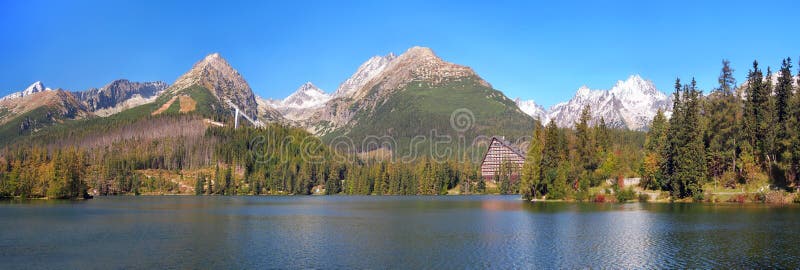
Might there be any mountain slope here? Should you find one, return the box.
[161,53,282,123]
[316,46,535,156]
[0,89,90,142]
[74,79,168,116]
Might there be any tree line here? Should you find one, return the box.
[519,57,800,201]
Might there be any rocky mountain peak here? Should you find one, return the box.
[1,81,53,101]
[267,82,332,122]
[349,46,489,100]
[403,46,437,58]
[283,82,330,108]
[514,98,547,121]
[333,53,397,98]
[167,53,260,119]
[611,74,659,97]
[296,82,322,94]
[74,79,169,115]
[23,81,49,95]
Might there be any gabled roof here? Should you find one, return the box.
[489,136,526,158]
[479,136,527,167]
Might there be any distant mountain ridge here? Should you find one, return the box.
[265,82,331,121]
[0,48,677,148]
[515,75,672,131]
[74,79,168,116]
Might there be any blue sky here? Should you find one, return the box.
[0,0,798,107]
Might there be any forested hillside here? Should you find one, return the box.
[519,58,800,202]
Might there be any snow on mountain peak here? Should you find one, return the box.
[282,82,330,108]
[334,53,396,97]
[514,98,547,121]
[24,81,48,94]
[267,82,332,121]
[1,81,53,101]
[545,75,672,131]
[611,74,658,97]
[576,86,592,96]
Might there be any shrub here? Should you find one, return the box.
[720,171,738,189]
[638,193,650,202]
[575,190,589,202]
[793,194,800,204]
[764,191,787,204]
[592,193,606,203]
[753,192,766,203]
[692,192,705,202]
[616,188,636,203]
[727,194,747,203]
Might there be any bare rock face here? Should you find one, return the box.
[333,53,396,98]
[166,53,266,120]
[75,79,168,116]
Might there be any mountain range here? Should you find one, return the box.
[0,46,674,151]
[514,75,672,130]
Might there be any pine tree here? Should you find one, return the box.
[194,174,205,195]
[705,60,741,186]
[679,79,707,198]
[661,78,683,194]
[642,109,667,190]
[520,122,544,200]
[719,59,736,95]
[541,120,562,196]
[575,105,598,182]
[744,61,771,167]
[787,58,800,188]
[595,117,610,152]
[775,58,794,167]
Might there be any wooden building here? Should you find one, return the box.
[479,136,526,182]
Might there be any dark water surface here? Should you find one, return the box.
[1,196,799,269]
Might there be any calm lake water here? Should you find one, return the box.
[1,196,799,269]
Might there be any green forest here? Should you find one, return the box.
[1,58,798,202]
[521,58,800,202]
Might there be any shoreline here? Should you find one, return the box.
[3,193,799,205]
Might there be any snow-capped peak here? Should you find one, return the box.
[545,74,672,131]
[514,98,547,121]
[333,53,396,98]
[23,81,49,95]
[576,85,592,96]
[265,82,332,122]
[1,81,53,101]
[282,82,330,109]
[610,74,659,97]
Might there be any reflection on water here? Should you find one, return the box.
[1,196,799,268]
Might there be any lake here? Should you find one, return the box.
[1,196,799,269]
